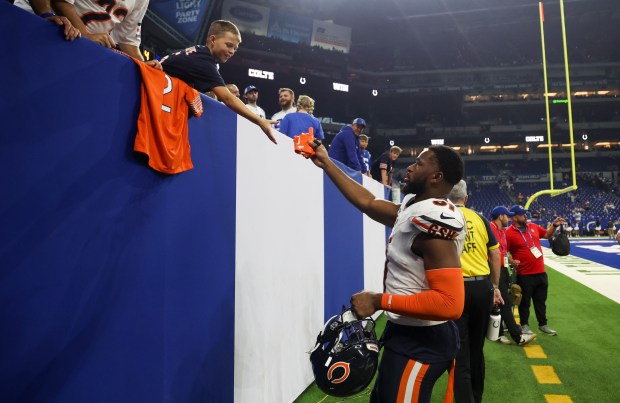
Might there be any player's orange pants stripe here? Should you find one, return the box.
[396,359,430,402]
[442,359,456,403]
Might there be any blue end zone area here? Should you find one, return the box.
[542,238,620,269]
[0,3,236,401]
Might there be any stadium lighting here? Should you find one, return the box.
[503,145,519,149]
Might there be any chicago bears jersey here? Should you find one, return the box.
[51,0,147,46]
[133,60,203,174]
[384,194,466,326]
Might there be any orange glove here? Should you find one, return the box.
[293,127,316,158]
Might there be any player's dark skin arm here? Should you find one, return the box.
[309,141,399,227]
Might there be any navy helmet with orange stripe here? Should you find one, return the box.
[309,307,380,397]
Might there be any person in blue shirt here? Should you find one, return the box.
[328,118,367,173]
[359,134,371,177]
[278,95,324,140]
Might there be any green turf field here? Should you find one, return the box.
[296,267,620,402]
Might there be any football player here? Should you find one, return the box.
[309,141,467,403]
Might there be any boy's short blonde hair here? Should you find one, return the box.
[390,146,402,154]
[208,20,241,39]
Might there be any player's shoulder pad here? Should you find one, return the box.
[408,198,466,240]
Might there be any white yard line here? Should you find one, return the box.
[543,246,620,304]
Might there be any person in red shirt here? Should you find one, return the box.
[489,206,536,346]
[505,205,564,336]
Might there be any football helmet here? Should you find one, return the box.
[309,308,380,397]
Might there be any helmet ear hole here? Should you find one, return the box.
[310,309,380,398]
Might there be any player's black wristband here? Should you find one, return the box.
[39,12,56,18]
[553,224,559,227]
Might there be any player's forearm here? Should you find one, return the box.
[322,160,398,227]
[381,268,465,320]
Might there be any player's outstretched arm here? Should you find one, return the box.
[310,140,399,227]
[214,86,277,144]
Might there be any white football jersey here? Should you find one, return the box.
[14,0,148,46]
[384,194,466,327]
[246,104,266,119]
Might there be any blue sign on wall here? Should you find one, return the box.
[150,0,211,41]
[267,9,313,45]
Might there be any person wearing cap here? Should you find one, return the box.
[278,95,324,140]
[370,145,402,187]
[243,85,266,119]
[489,206,536,347]
[327,118,367,173]
[505,205,565,336]
[161,21,278,144]
[448,180,503,403]
[359,134,371,177]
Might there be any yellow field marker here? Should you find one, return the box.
[524,344,547,359]
[545,394,573,403]
[532,365,562,384]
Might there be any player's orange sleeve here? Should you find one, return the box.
[381,268,464,320]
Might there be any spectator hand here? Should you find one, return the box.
[85,33,116,48]
[553,217,566,227]
[350,290,380,318]
[258,119,278,144]
[144,59,163,70]
[47,16,80,41]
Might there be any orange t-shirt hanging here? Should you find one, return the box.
[132,60,203,174]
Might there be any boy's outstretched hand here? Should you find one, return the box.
[258,119,278,144]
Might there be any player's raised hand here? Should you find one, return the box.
[309,139,330,169]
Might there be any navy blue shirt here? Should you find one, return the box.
[328,125,364,171]
[161,45,226,93]
[279,112,325,140]
[371,152,394,183]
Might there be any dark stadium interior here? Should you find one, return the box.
[141,0,620,228]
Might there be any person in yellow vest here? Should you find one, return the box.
[448,180,503,403]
